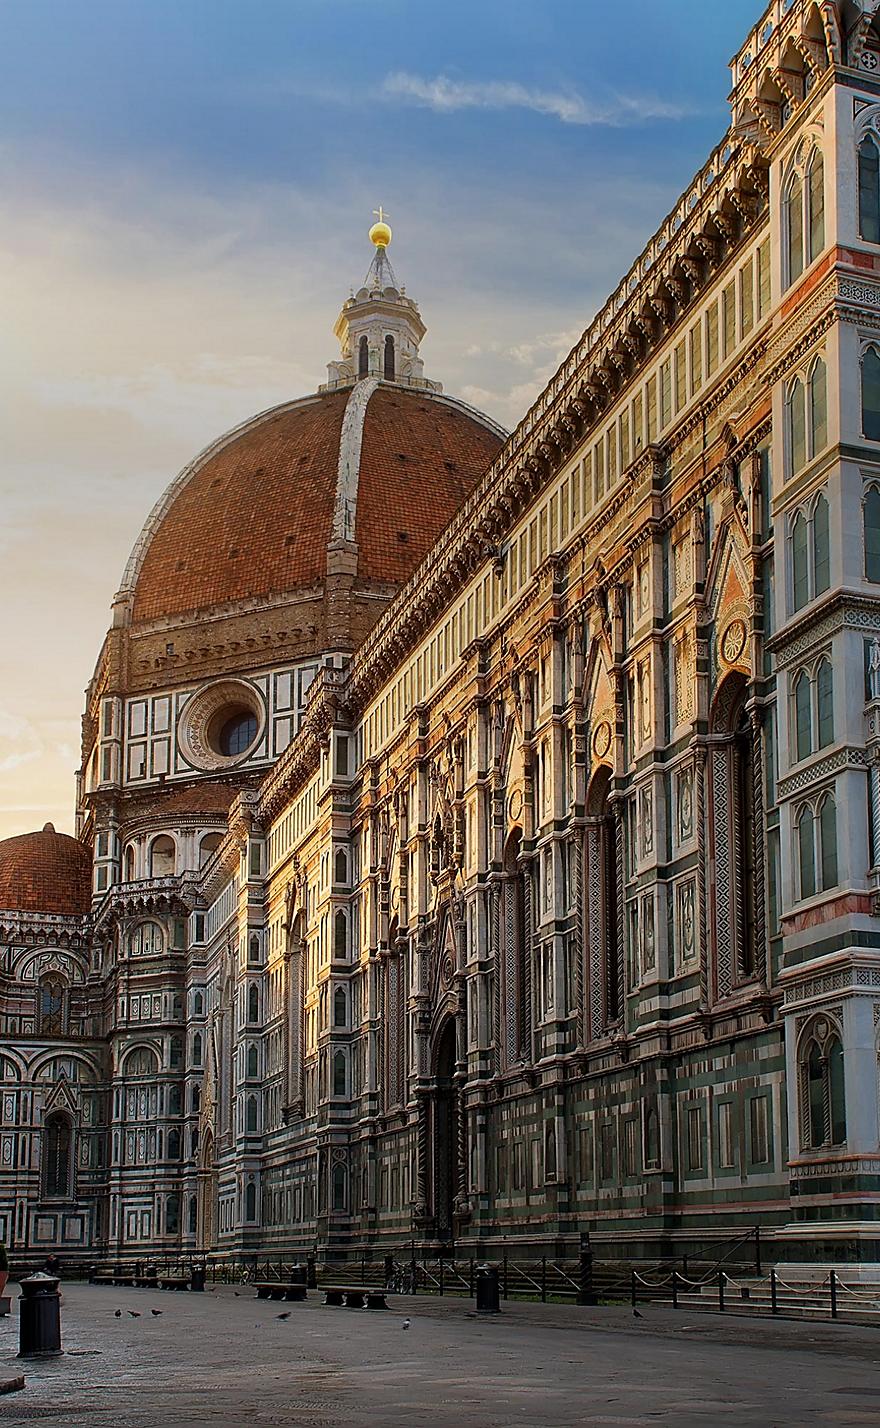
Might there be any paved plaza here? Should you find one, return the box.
[1,1283,879,1426]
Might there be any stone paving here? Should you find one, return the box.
[1,1282,880,1426]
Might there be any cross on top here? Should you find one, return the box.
[373,206,390,225]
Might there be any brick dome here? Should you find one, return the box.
[0,825,91,916]
[122,383,504,626]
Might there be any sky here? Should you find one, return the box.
[0,0,760,840]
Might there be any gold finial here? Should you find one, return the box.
[369,205,392,249]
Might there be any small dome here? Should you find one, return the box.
[0,827,91,917]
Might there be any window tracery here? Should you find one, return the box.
[795,791,838,900]
[791,655,833,763]
[798,1017,846,1149]
[788,490,829,613]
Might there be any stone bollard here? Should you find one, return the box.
[18,1273,62,1357]
[475,1263,500,1315]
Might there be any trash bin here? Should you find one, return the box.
[18,1272,63,1357]
[475,1263,500,1315]
[190,1264,206,1292]
[289,1263,307,1290]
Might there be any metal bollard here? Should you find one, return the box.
[475,1263,500,1315]
[18,1272,62,1357]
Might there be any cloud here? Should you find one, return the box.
[383,72,689,127]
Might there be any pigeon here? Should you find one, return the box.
[128,1311,141,1318]
[151,1309,162,1317]
[402,1318,411,1330]
[234,1291,240,1297]
[276,1312,291,1320]
[114,1309,122,1318]
[632,1309,643,1319]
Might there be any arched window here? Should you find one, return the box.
[819,793,838,890]
[358,335,368,377]
[188,1195,197,1234]
[39,975,66,1036]
[332,1162,347,1211]
[383,334,395,380]
[859,135,880,244]
[247,984,259,1023]
[246,1095,258,1132]
[333,910,347,960]
[796,793,838,899]
[167,1128,181,1160]
[169,1035,183,1069]
[786,376,806,475]
[199,832,223,868]
[793,658,833,762]
[797,803,817,900]
[168,1083,182,1116]
[193,992,204,1018]
[191,1083,201,1113]
[334,848,348,886]
[246,1043,258,1078]
[790,495,829,613]
[785,149,824,286]
[192,1032,203,1067]
[43,1112,72,1198]
[124,845,136,882]
[785,171,804,284]
[863,346,880,441]
[794,670,812,761]
[791,511,809,611]
[809,358,827,456]
[865,486,880,581]
[245,1180,257,1221]
[813,493,830,596]
[802,1023,846,1148]
[807,148,824,261]
[816,658,834,748]
[333,986,347,1028]
[333,1051,347,1097]
[128,921,164,957]
[150,835,175,878]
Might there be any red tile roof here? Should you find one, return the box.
[356,389,503,583]
[0,826,91,916]
[130,385,503,626]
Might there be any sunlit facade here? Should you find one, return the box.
[4,0,880,1269]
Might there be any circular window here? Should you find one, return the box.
[213,708,258,757]
[178,680,265,771]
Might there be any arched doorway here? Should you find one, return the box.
[197,1130,218,1251]
[431,1019,458,1240]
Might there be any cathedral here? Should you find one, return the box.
[4,0,880,1272]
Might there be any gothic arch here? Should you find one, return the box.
[708,671,761,997]
[429,1016,462,1240]
[584,765,622,1036]
[198,1128,218,1249]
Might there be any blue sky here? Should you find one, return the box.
[0,0,761,834]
